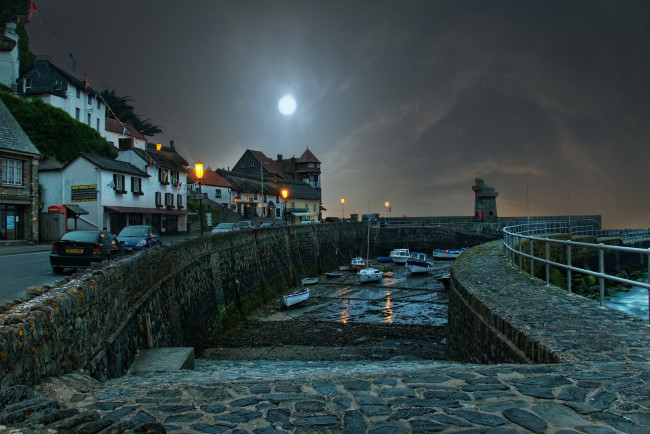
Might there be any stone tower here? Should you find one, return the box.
[472,178,498,222]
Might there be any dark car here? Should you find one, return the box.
[118,225,162,252]
[50,230,124,274]
[258,222,274,228]
[274,220,288,226]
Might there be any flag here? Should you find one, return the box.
[83,72,89,90]
[68,53,76,72]
[107,179,115,188]
[149,157,153,167]
[28,1,37,21]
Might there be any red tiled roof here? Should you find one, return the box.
[105,118,146,140]
[187,168,232,188]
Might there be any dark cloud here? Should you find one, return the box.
[26,0,650,227]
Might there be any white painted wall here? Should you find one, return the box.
[0,24,19,88]
[104,129,147,150]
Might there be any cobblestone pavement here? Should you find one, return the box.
[25,356,649,433]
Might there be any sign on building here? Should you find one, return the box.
[71,185,98,202]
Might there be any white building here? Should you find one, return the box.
[17,59,106,135]
[186,167,233,208]
[0,23,19,90]
[105,118,147,150]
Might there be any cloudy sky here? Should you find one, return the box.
[26,0,650,228]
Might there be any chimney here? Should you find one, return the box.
[277,154,283,162]
[169,140,175,149]
[118,137,135,151]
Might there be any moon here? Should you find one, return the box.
[278,95,297,115]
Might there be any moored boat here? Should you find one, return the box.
[432,248,467,260]
[358,267,383,283]
[438,273,451,289]
[282,288,310,308]
[389,249,410,264]
[351,257,370,270]
[325,272,342,279]
[406,252,434,274]
[301,277,318,285]
[378,256,393,263]
[339,265,351,271]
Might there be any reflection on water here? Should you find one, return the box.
[384,290,393,323]
[340,299,350,324]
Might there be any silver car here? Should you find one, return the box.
[211,222,240,233]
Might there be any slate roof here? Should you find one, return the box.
[71,152,149,177]
[105,118,146,140]
[297,148,320,164]
[277,179,321,201]
[131,143,189,173]
[0,98,41,157]
[187,168,232,188]
[216,170,319,200]
[247,150,286,178]
[21,59,100,97]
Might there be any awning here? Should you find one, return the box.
[291,212,312,217]
[104,205,194,215]
[64,204,89,216]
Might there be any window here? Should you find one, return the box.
[24,77,32,92]
[250,162,255,167]
[76,87,80,98]
[96,118,100,131]
[1,159,22,185]
[87,113,91,126]
[97,99,100,109]
[313,204,317,212]
[291,201,295,208]
[155,192,162,207]
[177,194,183,209]
[87,94,92,104]
[170,171,179,185]
[75,108,80,121]
[308,163,314,168]
[165,193,174,207]
[240,163,245,168]
[113,174,126,193]
[131,177,142,194]
[53,80,62,91]
[254,193,258,200]
[158,168,169,184]
[215,189,222,198]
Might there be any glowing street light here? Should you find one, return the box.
[340,197,345,220]
[281,188,289,222]
[195,161,204,236]
[385,201,391,218]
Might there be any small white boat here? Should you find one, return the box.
[389,249,410,264]
[351,257,369,270]
[282,288,310,308]
[432,248,467,260]
[358,267,383,283]
[301,277,318,285]
[339,265,351,271]
[407,252,434,274]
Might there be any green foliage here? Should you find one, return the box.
[101,89,162,137]
[0,90,117,162]
[549,267,565,289]
[0,0,36,75]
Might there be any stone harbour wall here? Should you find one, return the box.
[0,223,366,387]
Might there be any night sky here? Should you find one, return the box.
[25,0,650,228]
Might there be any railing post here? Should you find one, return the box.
[530,237,534,279]
[647,249,650,325]
[518,235,523,271]
[599,244,605,307]
[567,244,572,295]
[545,240,550,286]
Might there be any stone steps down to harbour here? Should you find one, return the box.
[1,240,649,432]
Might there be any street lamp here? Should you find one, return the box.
[340,197,345,220]
[385,201,391,218]
[281,189,289,222]
[195,161,204,236]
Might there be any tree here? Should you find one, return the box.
[101,89,162,137]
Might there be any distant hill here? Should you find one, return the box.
[0,89,117,162]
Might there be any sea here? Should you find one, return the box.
[604,276,649,320]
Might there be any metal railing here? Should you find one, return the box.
[503,222,650,324]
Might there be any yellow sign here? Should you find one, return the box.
[71,185,98,202]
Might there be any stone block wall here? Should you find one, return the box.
[0,223,365,387]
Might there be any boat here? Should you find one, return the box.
[339,265,351,271]
[438,273,451,289]
[378,256,393,263]
[351,257,369,270]
[301,277,318,285]
[358,267,383,283]
[406,252,434,274]
[282,288,310,308]
[432,248,467,260]
[325,272,342,279]
[358,219,383,283]
[389,249,410,264]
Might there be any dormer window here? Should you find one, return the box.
[53,80,62,91]
[24,77,32,92]
[241,163,245,168]
[250,162,255,167]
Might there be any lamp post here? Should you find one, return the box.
[340,197,345,220]
[195,161,204,236]
[385,201,391,218]
[281,188,289,223]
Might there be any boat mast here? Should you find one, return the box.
[366,219,370,263]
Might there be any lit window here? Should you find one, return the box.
[1,159,22,185]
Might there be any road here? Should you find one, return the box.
[0,249,59,305]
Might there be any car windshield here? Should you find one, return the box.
[215,223,232,229]
[237,222,249,227]
[119,227,149,237]
[60,231,99,243]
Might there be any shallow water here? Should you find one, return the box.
[605,282,649,320]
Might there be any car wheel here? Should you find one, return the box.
[53,266,63,275]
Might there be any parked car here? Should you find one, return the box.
[117,225,162,252]
[237,221,255,230]
[274,220,288,226]
[212,222,240,233]
[258,222,274,228]
[50,230,125,274]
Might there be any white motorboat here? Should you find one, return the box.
[432,248,467,260]
[358,267,383,283]
[350,257,369,270]
[282,288,310,307]
[389,249,410,264]
[406,252,434,274]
